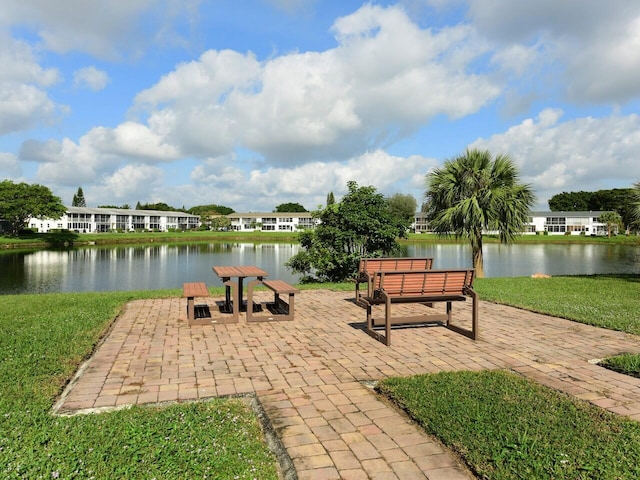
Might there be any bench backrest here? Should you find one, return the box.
[376,269,475,297]
[359,257,434,275]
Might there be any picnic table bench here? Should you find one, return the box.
[354,257,434,307]
[361,268,478,346]
[246,279,299,322]
[182,282,212,326]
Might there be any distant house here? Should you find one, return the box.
[29,206,200,233]
[227,212,317,232]
[413,211,617,236]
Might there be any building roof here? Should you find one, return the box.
[66,206,200,218]
[530,211,611,217]
[228,212,313,218]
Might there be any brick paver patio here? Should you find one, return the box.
[54,290,640,479]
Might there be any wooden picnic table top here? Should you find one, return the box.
[212,265,269,279]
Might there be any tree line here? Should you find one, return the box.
[549,189,638,230]
[4,151,640,282]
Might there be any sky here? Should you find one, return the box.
[1,0,640,213]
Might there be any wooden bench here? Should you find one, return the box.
[354,257,434,307]
[361,268,478,346]
[183,282,213,326]
[246,279,299,322]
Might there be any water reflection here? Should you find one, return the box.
[1,242,638,294]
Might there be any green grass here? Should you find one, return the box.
[475,274,640,334]
[0,290,279,479]
[376,274,640,479]
[3,275,640,478]
[4,230,640,248]
[378,370,640,480]
[599,353,640,379]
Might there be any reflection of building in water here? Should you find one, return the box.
[29,207,200,233]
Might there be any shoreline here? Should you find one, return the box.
[1,230,639,250]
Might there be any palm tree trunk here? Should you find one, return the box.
[472,237,485,278]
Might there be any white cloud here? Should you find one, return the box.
[73,66,109,91]
[0,0,200,59]
[467,0,640,104]
[132,4,501,166]
[96,164,165,201]
[0,33,61,134]
[0,152,22,177]
[190,149,435,211]
[471,109,640,207]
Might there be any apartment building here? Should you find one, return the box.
[413,211,616,235]
[29,206,200,233]
[227,212,317,232]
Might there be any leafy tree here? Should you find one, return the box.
[548,191,592,211]
[598,211,622,238]
[0,180,67,236]
[387,193,417,224]
[549,188,637,230]
[425,149,535,278]
[286,181,410,282]
[137,202,184,212]
[97,204,131,209]
[274,202,307,213]
[326,192,335,206]
[72,187,87,207]
[590,188,635,229]
[210,216,232,231]
[188,204,235,216]
[631,182,640,232]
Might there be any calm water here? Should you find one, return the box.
[0,242,638,294]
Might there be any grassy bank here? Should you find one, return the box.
[474,274,640,334]
[2,276,640,478]
[0,290,279,479]
[3,230,640,248]
[378,274,640,479]
[378,370,640,479]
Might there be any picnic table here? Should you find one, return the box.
[212,265,268,321]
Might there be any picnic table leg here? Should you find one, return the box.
[223,279,239,321]
[220,276,232,313]
[246,279,262,322]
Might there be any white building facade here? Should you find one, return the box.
[413,211,616,236]
[227,212,317,232]
[29,207,200,233]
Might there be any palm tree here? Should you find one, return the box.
[598,211,622,238]
[631,181,640,232]
[424,148,536,278]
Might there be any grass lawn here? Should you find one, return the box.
[2,275,640,478]
[474,274,640,334]
[378,370,640,480]
[376,273,640,479]
[0,290,279,479]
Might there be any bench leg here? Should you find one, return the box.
[445,292,479,340]
[187,296,195,324]
[221,279,240,323]
[272,292,295,321]
[364,301,391,346]
[246,279,261,322]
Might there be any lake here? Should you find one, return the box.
[1,242,638,294]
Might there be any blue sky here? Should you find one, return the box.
[2,0,640,212]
